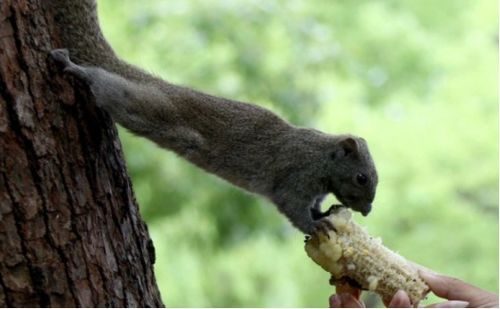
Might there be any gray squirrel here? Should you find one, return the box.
[48,0,378,235]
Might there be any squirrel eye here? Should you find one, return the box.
[356,173,368,185]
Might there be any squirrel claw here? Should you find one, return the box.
[326,204,346,215]
[312,218,336,237]
[50,49,91,82]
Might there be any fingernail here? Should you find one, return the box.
[418,269,433,277]
[338,293,350,302]
[435,300,469,308]
[418,269,439,282]
[338,293,363,308]
[394,290,407,297]
[329,295,341,308]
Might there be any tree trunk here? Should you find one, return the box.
[0,0,163,307]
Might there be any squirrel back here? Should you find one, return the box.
[48,0,379,235]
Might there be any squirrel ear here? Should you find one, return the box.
[331,137,360,160]
[338,137,359,157]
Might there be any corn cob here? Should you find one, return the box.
[304,207,429,305]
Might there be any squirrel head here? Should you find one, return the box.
[327,136,378,216]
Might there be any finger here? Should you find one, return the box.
[336,283,361,299]
[387,290,412,308]
[419,270,498,307]
[338,293,365,308]
[419,270,480,301]
[426,300,469,308]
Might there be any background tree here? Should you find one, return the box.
[97,0,498,307]
[0,0,162,306]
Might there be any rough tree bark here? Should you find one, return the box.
[0,0,163,307]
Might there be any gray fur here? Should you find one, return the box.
[49,1,378,234]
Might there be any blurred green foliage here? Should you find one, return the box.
[98,0,498,307]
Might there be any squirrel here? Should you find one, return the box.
[48,0,378,235]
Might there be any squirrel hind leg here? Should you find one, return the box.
[50,48,70,65]
[50,48,92,83]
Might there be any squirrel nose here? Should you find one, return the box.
[361,204,372,216]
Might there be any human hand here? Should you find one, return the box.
[329,289,418,308]
[329,271,499,308]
